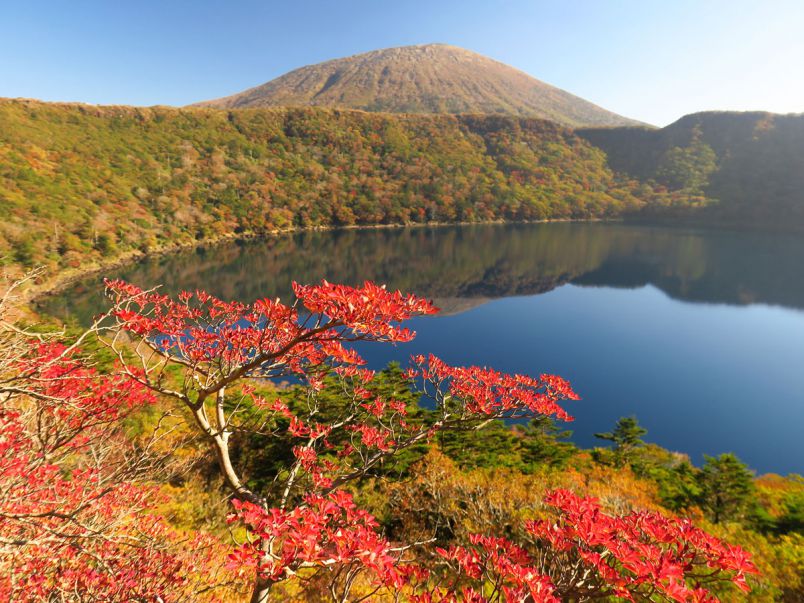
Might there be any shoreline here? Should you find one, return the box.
[29,217,615,303]
[29,213,790,305]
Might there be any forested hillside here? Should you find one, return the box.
[579,111,804,228]
[0,100,651,276]
[3,100,804,284]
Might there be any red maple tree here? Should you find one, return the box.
[0,275,238,601]
[100,278,757,602]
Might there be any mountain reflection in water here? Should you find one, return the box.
[41,223,804,323]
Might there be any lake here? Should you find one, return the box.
[42,222,804,475]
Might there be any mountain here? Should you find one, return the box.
[195,44,642,128]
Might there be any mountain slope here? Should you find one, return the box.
[195,44,642,127]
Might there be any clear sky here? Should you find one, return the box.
[1,0,803,126]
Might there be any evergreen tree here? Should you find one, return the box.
[594,416,647,467]
[698,453,755,524]
[519,416,576,468]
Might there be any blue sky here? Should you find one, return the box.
[1,0,803,126]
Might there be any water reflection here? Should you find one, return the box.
[42,223,804,323]
[40,223,804,474]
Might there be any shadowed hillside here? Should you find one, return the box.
[579,111,804,228]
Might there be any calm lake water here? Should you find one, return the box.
[42,223,804,475]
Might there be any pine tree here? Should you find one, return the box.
[699,453,755,523]
[594,415,647,467]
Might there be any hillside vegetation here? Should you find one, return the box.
[3,274,802,601]
[196,44,642,127]
[0,99,651,276]
[3,100,804,283]
[580,111,804,229]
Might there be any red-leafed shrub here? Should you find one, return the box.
[0,276,237,601]
[434,489,757,602]
[103,278,758,602]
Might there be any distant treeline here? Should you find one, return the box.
[2,99,803,276]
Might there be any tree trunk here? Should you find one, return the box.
[250,540,274,603]
[250,578,271,603]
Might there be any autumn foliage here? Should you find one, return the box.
[0,275,760,601]
[435,489,756,601]
[0,101,656,274]
[0,277,236,601]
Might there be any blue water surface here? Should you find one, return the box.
[42,223,804,474]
